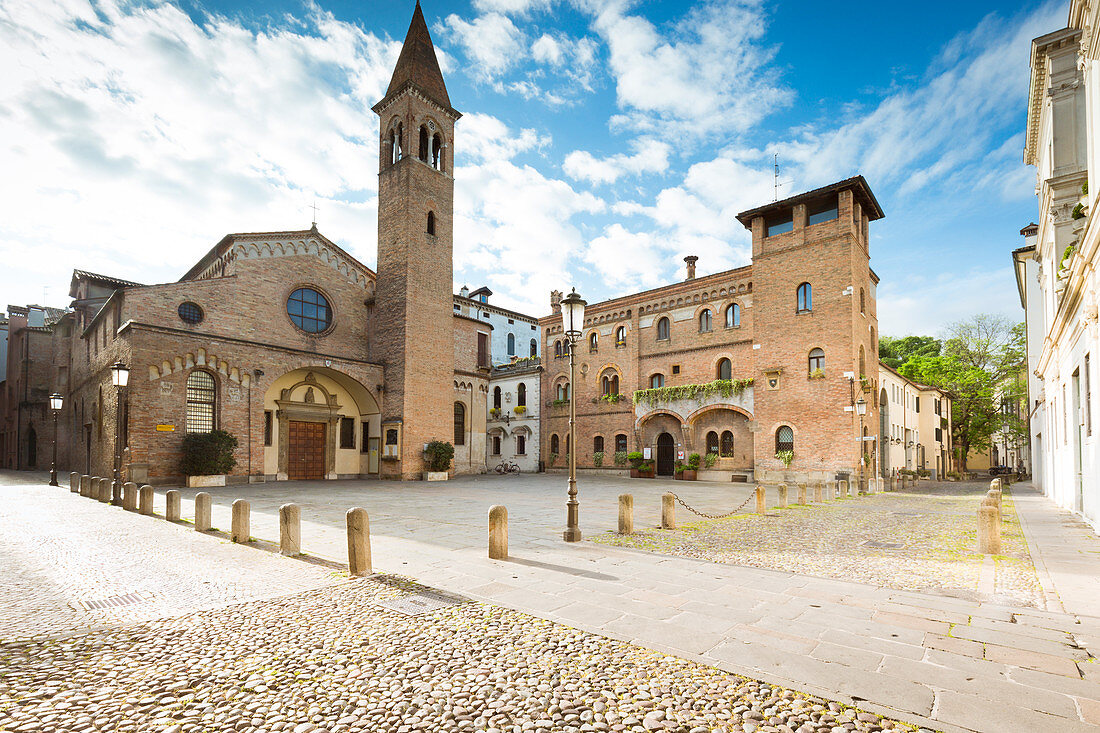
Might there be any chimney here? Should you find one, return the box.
[550,289,563,314]
[684,255,698,280]
[459,285,470,298]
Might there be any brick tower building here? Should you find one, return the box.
[371,2,463,479]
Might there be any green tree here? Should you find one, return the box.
[879,335,942,370]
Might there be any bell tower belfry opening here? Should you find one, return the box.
[371,1,462,479]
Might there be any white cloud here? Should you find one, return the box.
[473,0,556,15]
[563,138,671,184]
[0,0,398,304]
[440,12,526,82]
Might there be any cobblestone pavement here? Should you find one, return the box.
[0,471,340,643]
[1,577,917,733]
[591,481,1043,608]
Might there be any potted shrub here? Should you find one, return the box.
[682,452,700,480]
[593,451,604,467]
[423,440,454,481]
[627,451,645,478]
[182,430,238,487]
[638,460,655,478]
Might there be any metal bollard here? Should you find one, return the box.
[488,505,508,559]
[661,493,676,529]
[777,484,788,508]
[79,475,92,497]
[977,505,1002,554]
[755,486,766,515]
[231,499,250,543]
[618,494,634,534]
[797,483,807,505]
[194,492,212,531]
[111,479,122,505]
[69,472,79,493]
[346,507,372,576]
[165,490,181,521]
[139,485,154,515]
[122,482,138,511]
[280,503,301,556]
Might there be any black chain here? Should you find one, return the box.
[670,487,758,520]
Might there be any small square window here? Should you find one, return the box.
[672,365,680,375]
[507,318,514,324]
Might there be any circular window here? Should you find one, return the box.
[287,287,332,334]
[178,302,203,324]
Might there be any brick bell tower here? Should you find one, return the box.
[371,1,461,479]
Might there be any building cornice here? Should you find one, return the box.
[1026,28,1082,166]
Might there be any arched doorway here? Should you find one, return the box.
[656,433,675,476]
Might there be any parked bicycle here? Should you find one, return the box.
[494,460,520,474]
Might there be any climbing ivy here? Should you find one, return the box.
[632,378,754,407]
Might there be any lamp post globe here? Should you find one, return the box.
[110,362,129,503]
[48,392,63,487]
[560,288,586,543]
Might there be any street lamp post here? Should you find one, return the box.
[560,288,586,543]
[48,392,63,486]
[110,361,130,504]
[856,396,867,494]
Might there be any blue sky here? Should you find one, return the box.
[0,0,1064,336]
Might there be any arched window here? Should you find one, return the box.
[390,123,403,164]
[530,338,537,357]
[419,125,429,162]
[186,370,216,433]
[725,303,740,328]
[453,402,466,445]
[796,283,812,313]
[562,339,570,355]
[656,317,670,341]
[554,341,562,358]
[589,332,598,351]
[615,434,628,453]
[602,373,619,396]
[808,348,825,374]
[717,358,732,381]
[491,435,501,455]
[699,309,712,332]
[427,211,436,236]
[860,288,866,314]
[720,430,734,457]
[615,326,625,346]
[432,133,443,170]
[556,382,570,401]
[706,430,719,454]
[594,436,604,453]
[507,333,515,356]
[550,434,559,454]
[517,382,526,407]
[493,386,502,410]
[859,345,866,377]
[650,373,664,389]
[775,425,794,453]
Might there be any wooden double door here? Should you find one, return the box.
[288,420,326,480]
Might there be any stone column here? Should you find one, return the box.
[977,505,1002,554]
[797,483,807,505]
[139,485,154,515]
[280,504,301,556]
[756,486,766,515]
[123,482,138,511]
[231,500,250,543]
[488,505,508,559]
[347,507,371,576]
[69,472,79,493]
[661,493,676,529]
[165,490,181,521]
[618,494,633,534]
[194,492,212,532]
[777,484,788,508]
[79,475,91,497]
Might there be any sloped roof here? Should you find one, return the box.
[384,1,451,108]
[736,176,884,226]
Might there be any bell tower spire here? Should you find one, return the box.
[371,3,461,480]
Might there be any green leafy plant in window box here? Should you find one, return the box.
[551,398,570,408]
[703,452,718,469]
[775,450,794,468]
[808,368,825,380]
[593,451,604,467]
[632,378,753,407]
[489,407,500,417]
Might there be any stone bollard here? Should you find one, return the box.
[618,494,634,534]
[231,499,250,543]
[88,477,99,499]
[892,475,900,492]
[139,485,154,515]
[977,505,1002,554]
[813,482,823,503]
[79,475,91,497]
[661,493,676,529]
[990,478,1002,492]
[280,503,301,556]
[488,505,508,560]
[165,490,181,521]
[69,472,79,493]
[797,483,807,505]
[346,507,372,576]
[777,484,788,508]
[194,492,212,531]
[122,482,138,511]
[96,478,110,503]
[755,486,766,515]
